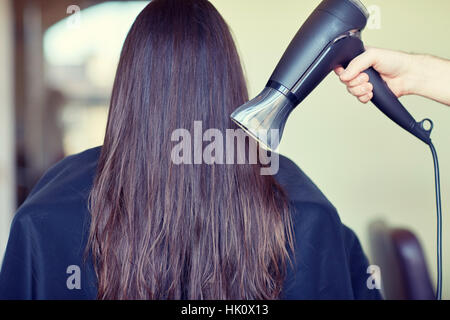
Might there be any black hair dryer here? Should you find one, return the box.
[231,0,433,149]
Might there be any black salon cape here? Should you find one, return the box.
[0,147,381,300]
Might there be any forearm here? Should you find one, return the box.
[408,54,450,106]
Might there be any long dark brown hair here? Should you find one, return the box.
[88,0,294,299]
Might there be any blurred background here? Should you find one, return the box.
[0,0,449,298]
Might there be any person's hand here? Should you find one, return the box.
[334,47,416,104]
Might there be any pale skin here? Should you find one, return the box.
[334,47,450,106]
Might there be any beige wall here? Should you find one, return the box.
[212,0,450,298]
[0,0,15,265]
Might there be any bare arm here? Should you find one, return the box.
[410,54,450,106]
[334,47,450,106]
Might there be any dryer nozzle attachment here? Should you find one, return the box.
[231,87,295,150]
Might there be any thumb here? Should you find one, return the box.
[340,50,377,81]
[334,66,345,76]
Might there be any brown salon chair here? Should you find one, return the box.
[368,220,435,300]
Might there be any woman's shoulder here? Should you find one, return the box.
[276,153,343,245]
[14,146,101,224]
[30,146,101,196]
[276,154,341,225]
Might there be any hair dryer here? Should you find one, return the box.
[230,0,433,150]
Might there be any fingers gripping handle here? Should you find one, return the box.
[363,67,432,144]
[336,37,431,144]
